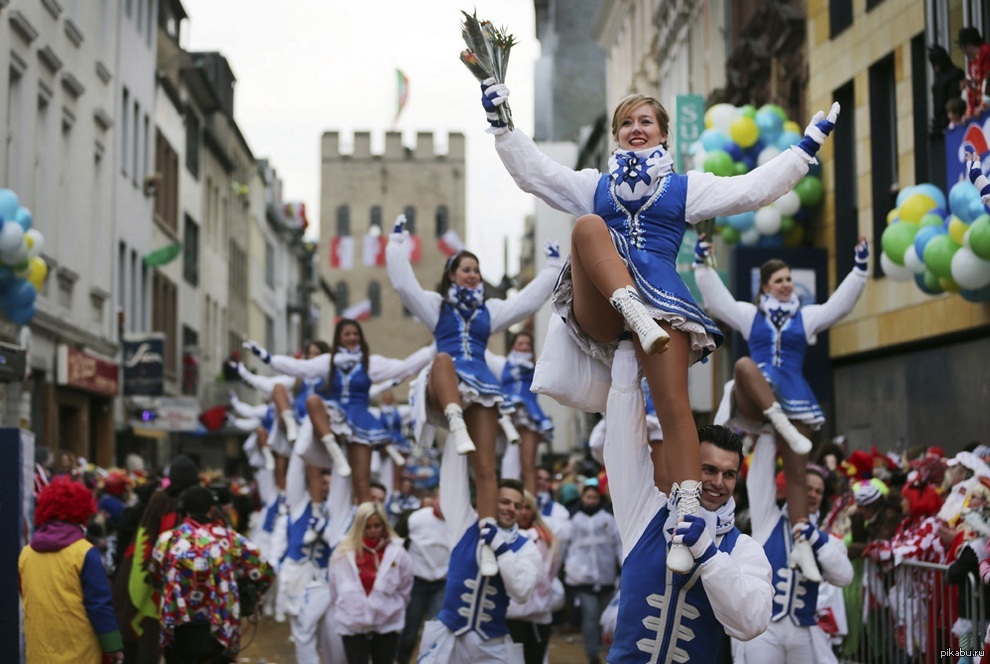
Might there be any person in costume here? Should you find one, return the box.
[733,437,853,662]
[695,237,868,581]
[386,215,560,576]
[20,477,124,664]
[246,321,433,506]
[483,78,841,573]
[603,339,773,663]
[329,501,413,664]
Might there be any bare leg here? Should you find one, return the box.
[779,436,811,525]
[732,358,775,421]
[272,382,292,413]
[569,215,627,342]
[427,354,475,454]
[306,465,324,505]
[648,440,671,495]
[348,444,373,504]
[465,404,499,521]
[519,427,540,496]
[272,383,298,442]
[274,452,287,492]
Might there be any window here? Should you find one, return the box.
[264,315,275,354]
[829,0,852,38]
[435,205,449,238]
[185,111,200,177]
[121,87,129,176]
[183,215,199,285]
[265,240,275,287]
[833,81,858,279]
[870,54,898,278]
[7,64,24,193]
[369,205,382,232]
[336,205,351,236]
[181,326,199,396]
[910,34,932,187]
[152,271,178,375]
[404,206,417,234]
[335,282,349,311]
[866,0,886,9]
[132,100,140,186]
[143,114,149,181]
[154,130,178,233]
[368,281,381,317]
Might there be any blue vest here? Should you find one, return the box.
[380,406,405,444]
[293,378,318,419]
[764,515,819,626]
[282,503,330,568]
[262,494,284,534]
[434,302,501,396]
[316,361,372,410]
[437,521,527,640]
[609,506,741,663]
[748,310,808,371]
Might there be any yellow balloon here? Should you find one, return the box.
[939,276,962,292]
[783,121,801,134]
[730,116,760,148]
[27,257,47,289]
[898,193,938,224]
[949,217,970,244]
[704,107,714,129]
[24,235,34,252]
[887,208,899,224]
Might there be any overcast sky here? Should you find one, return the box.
[182,0,541,280]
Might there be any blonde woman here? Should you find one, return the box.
[506,491,560,664]
[328,501,413,664]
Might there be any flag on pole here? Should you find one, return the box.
[403,234,422,264]
[395,69,409,123]
[362,233,388,267]
[330,236,355,270]
[338,299,372,323]
[437,229,465,257]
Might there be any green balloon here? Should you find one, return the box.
[721,227,741,244]
[922,234,961,279]
[733,162,749,175]
[704,150,736,177]
[760,104,787,122]
[968,215,990,259]
[919,213,944,228]
[881,222,919,265]
[780,216,796,233]
[794,176,824,207]
[920,270,945,294]
[740,104,756,119]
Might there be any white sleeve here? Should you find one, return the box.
[228,415,262,432]
[269,353,332,381]
[230,393,270,420]
[698,534,773,640]
[817,534,854,587]
[386,239,442,330]
[799,268,867,342]
[327,462,354,548]
[238,364,296,396]
[487,265,559,334]
[684,147,813,223]
[601,343,665,560]
[485,351,507,379]
[494,129,600,217]
[499,538,542,604]
[747,432,782,545]
[367,345,436,383]
[439,432,475,549]
[694,265,758,338]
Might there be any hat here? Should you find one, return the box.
[958,27,983,46]
[102,469,132,497]
[947,451,990,478]
[559,483,580,504]
[165,455,200,497]
[901,484,942,519]
[853,478,888,507]
[35,477,97,527]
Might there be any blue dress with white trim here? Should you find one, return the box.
[434,302,502,399]
[314,362,391,445]
[500,359,553,439]
[747,310,825,425]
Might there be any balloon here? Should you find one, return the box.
[969,198,988,222]
[739,104,756,119]
[774,190,801,216]
[903,245,925,273]
[703,150,736,177]
[922,234,961,279]
[740,227,761,246]
[913,224,947,259]
[967,215,990,259]
[783,223,805,247]
[724,142,744,161]
[734,162,749,175]
[783,120,801,134]
[949,216,970,244]
[880,253,915,281]
[755,110,784,144]
[14,207,32,231]
[0,222,25,259]
[940,276,962,292]
[7,302,35,325]
[0,190,18,221]
[776,131,803,151]
[881,222,919,265]
[714,215,728,228]
[759,104,788,122]
[807,160,823,178]
[700,128,731,152]
[887,209,900,225]
[708,103,740,135]
[895,186,917,207]
[779,215,796,234]
[794,176,824,207]
[950,246,990,289]
[915,270,944,295]
[961,284,990,302]
[912,183,947,210]
[756,233,784,249]
[754,206,782,235]
[730,116,760,148]
[919,212,944,227]
[26,257,47,290]
[721,227,741,244]
[757,146,782,166]
[8,279,36,309]
[949,180,980,221]
[898,193,938,223]
[727,211,756,232]
[25,229,44,259]
[0,266,13,289]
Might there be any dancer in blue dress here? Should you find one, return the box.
[695,237,868,582]
[386,215,561,576]
[482,78,841,572]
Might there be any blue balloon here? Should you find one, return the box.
[914,271,943,295]
[949,181,979,220]
[714,216,728,228]
[755,110,784,144]
[8,279,35,309]
[0,190,18,222]
[0,266,14,290]
[700,129,731,152]
[912,183,948,211]
[727,211,756,232]
[756,234,784,248]
[14,207,31,231]
[776,130,802,151]
[7,302,35,325]
[896,186,917,208]
[969,198,988,222]
[913,225,947,259]
[961,284,990,302]
[742,154,758,170]
[725,142,743,161]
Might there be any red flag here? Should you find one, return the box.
[437,229,465,257]
[362,234,388,266]
[330,236,355,269]
[335,299,372,324]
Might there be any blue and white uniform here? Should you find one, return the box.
[495,129,818,367]
[733,431,853,662]
[603,343,772,663]
[417,431,542,663]
[696,264,866,429]
[236,363,300,457]
[385,238,560,448]
[488,350,554,442]
[589,377,664,465]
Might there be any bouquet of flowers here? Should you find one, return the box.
[459,11,517,130]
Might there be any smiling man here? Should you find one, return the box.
[603,340,773,663]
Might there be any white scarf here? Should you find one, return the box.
[607,144,674,202]
[446,283,485,314]
[333,347,362,372]
[507,351,534,370]
[759,292,801,330]
[662,493,736,546]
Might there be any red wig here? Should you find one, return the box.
[901,484,942,519]
[35,476,97,527]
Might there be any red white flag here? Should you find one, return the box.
[330,236,355,270]
[338,299,372,322]
[401,234,422,264]
[437,229,465,257]
[362,233,388,266]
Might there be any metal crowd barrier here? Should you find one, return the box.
[838,559,987,664]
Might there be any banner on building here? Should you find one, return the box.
[122,333,165,396]
[338,299,372,322]
[945,108,990,185]
[675,94,705,172]
[56,345,119,397]
[331,236,355,269]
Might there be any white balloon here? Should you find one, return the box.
[880,252,914,281]
[689,148,707,173]
[902,245,925,274]
[0,222,24,254]
[25,228,44,259]
[754,206,782,235]
[950,246,990,289]
[710,104,741,136]
[740,227,761,246]
[774,190,801,216]
[758,146,783,167]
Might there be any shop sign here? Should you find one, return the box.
[56,345,119,396]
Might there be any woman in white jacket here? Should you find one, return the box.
[329,501,413,664]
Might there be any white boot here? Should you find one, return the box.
[790,536,823,582]
[445,403,476,454]
[499,415,521,446]
[281,410,298,444]
[763,402,812,454]
[321,434,351,477]
[261,446,276,472]
[478,518,499,577]
[668,480,701,573]
[383,443,406,467]
[610,286,670,355]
